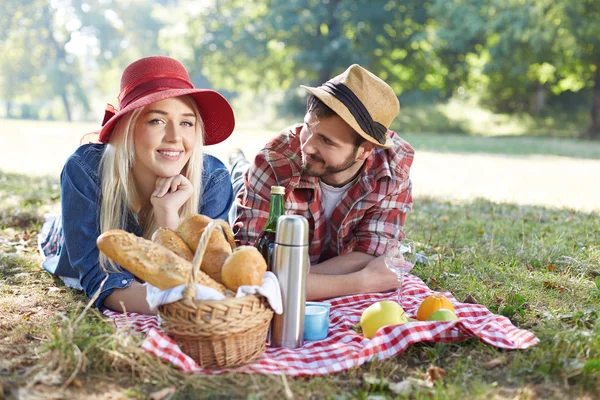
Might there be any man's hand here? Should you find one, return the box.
[355,255,398,294]
[150,174,193,229]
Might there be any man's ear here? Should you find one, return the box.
[357,142,375,161]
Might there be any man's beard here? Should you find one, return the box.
[302,148,359,177]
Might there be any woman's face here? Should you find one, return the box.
[132,97,197,181]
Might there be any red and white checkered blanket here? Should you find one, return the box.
[104,274,539,376]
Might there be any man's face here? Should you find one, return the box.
[299,113,361,180]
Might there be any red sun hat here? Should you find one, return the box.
[99,56,235,145]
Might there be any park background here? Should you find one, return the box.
[1,1,600,399]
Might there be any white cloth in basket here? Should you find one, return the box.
[146,271,282,314]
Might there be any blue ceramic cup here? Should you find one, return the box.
[303,304,330,341]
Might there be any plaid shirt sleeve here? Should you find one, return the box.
[354,177,413,256]
[233,150,291,246]
[353,140,414,256]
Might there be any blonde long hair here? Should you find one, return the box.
[98,95,205,272]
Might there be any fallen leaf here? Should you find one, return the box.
[426,365,446,382]
[22,311,36,319]
[547,265,557,272]
[150,387,176,400]
[388,377,433,396]
[484,355,508,369]
[463,294,478,304]
[72,379,83,388]
[429,277,438,290]
[543,282,567,292]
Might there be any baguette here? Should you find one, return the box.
[151,227,194,262]
[96,229,228,294]
[177,215,232,284]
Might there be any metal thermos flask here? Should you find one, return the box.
[270,215,310,348]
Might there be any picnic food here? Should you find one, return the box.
[427,308,458,321]
[151,227,194,262]
[96,229,228,294]
[221,246,268,291]
[416,294,455,321]
[177,214,232,283]
[360,300,408,339]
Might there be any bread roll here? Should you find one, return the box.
[96,229,228,294]
[221,246,267,292]
[177,215,232,283]
[152,227,194,262]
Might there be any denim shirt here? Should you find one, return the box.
[56,144,234,311]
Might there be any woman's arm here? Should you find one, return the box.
[199,155,235,220]
[103,281,154,314]
[60,149,141,312]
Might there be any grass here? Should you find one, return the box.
[1,176,599,399]
[1,120,599,398]
[400,133,600,160]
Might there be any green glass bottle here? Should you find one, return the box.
[255,186,285,270]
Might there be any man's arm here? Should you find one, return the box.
[307,255,398,300]
[309,251,375,275]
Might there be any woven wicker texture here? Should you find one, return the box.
[158,219,274,369]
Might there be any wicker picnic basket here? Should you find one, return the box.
[158,219,274,369]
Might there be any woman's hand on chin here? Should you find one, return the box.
[151,174,193,229]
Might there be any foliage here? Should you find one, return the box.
[0,0,163,120]
[0,0,599,136]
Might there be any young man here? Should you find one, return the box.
[233,64,414,300]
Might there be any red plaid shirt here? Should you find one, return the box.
[233,124,414,264]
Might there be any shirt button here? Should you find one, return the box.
[121,279,128,284]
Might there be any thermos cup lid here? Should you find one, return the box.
[275,215,309,246]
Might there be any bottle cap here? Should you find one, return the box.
[275,215,309,246]
[271,186,285,195]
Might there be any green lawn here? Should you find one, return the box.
[1,123,599,398]
[402,133,600,160]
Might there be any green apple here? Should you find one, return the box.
[360,300,409,339]
[427,308,458,321]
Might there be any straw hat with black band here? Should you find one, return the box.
[301,64,399,149]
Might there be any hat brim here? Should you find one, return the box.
[99,88,235,146]
[301,85,393,149]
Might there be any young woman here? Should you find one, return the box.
[47,56,235,314]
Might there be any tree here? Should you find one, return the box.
[0,0,164,120]
[186,0,444,101]
[431,0,600,137]
[561,0,600,138]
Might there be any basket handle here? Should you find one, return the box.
[184,219,236,302]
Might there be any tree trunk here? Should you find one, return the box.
[43,4,75,122]
[588,61,600,139]
[61,93,72,122]
[530,84,546,114]
[315,0,341,85]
